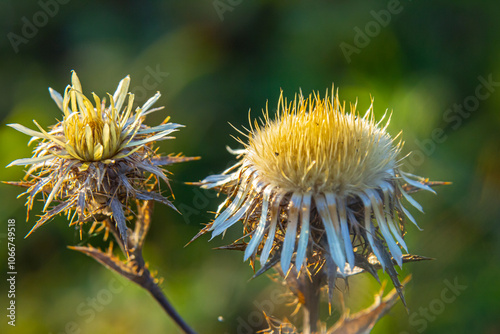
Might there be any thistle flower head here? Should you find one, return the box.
[7,71,188,242]
[59,73,130,162]
[198,88,440,298]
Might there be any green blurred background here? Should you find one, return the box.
[1,0,499,333]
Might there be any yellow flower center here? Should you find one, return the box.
[64,110,123,162]
[245,91,400,194]
[60,75,133,163]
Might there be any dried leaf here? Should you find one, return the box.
[328,276,412,334]
[402,180,451,194]
[69,245,139,281]
[2,181,33,188]
[340,253,433,279]
[258,312,299,334]
[136,190,178,212]
[110,198,129,251]
[252,248,281,279]
[152,154,200,166]
[325,251,338,308]
[213,241,248,251]
[25,198,76,238]
[132,200,153,251]
[185,223,213,247]
[373,236,407,310]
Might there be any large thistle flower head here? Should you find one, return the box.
[7,71,184,242]
[198,88,439,294]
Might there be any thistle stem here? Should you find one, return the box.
[302,273,321,334]
[106,208,197,334]
[279,266,321,334]
[139,264,197,334]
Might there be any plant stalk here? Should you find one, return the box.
[302,272,321,334]
[138,263,197,334]
[107,205,198,334]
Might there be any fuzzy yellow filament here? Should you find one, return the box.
[246,91,400,194]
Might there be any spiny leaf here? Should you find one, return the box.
[403,180,451,194]
[328,276,412,334]
[25,198,76,238]
[133,200,153,251]
[213,241,247,251]
[152,154,201,166]
[2,181,33,188]
[340,253,433,279]
[373,236,407,311]
[136,191,178,213]
[69,245,139,281]
[252,248,282,279]
[110,198,129,252]
[258,312,299,334]
[185,223,213,247]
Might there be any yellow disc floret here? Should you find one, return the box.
[60,72,137,162]
[246,90,401,194]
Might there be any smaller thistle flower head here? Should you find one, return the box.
[198,88,437,293]
[60,75,129,162]
[7,71,185,242]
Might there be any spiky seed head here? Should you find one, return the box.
[198,88,439,300]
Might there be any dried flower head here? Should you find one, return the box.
[7,71,184,243]
[198,88,440,297]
